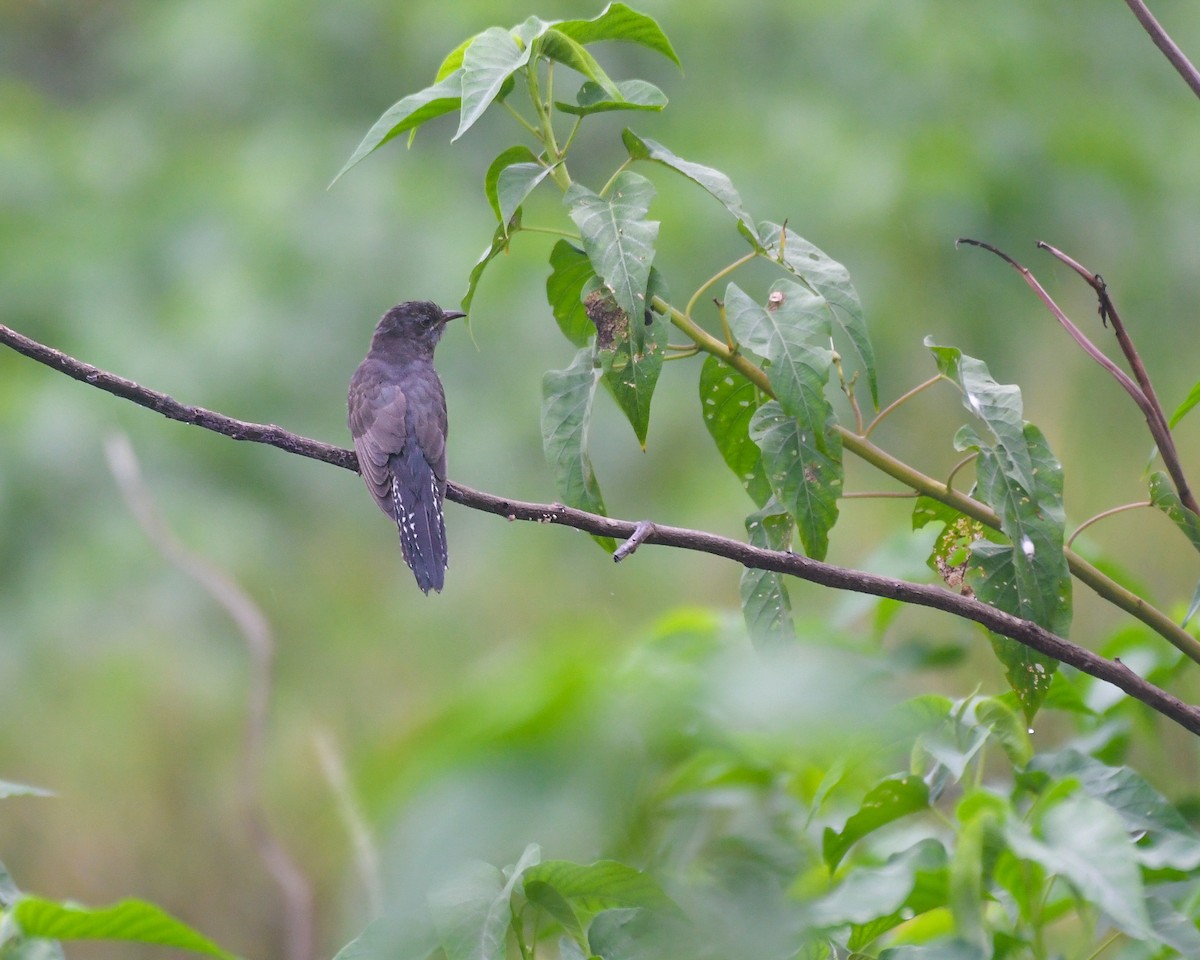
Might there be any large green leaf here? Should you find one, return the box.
[823,776,930,871]
[750,400,842,561]
[484,146,551,232]
[698,355,772,506]
[455,27,536,142]
[429,844,541,960]
[556,80,666,116]
[564,172,659,343]
[461,213,520,313]
[594,269,669,447]
[522,859,676,916]
[11,898,235,960]
[546,241,596,347]
[740,500,795,648]
[541,347,614,552]
[1148,470,1200,556]
[810,839,948,928]
[759,221,877,407]
[536,29,621,99]
[332,71,462,183]
[622,131,756,239]
[724,280,835,437]
[553,3,681,66]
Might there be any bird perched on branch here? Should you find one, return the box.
[348,301,464,593]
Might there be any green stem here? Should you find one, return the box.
[684,251,758,320]
[526,62,571,190]
[650,292,1200,664]
[864,375,942,437]
[598,158,634,197]
[520,224,580,240]
[502,100,544,143]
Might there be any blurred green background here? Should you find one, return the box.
[2,0,1199,957]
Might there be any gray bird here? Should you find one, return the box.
[348,301,464,593]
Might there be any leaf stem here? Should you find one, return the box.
[519,224,580,240]
[863,375,942,438]
[1066,501,1151,548]
[526,61,571,190]
[945,452,978,492]
[684,252,758,321]
[501,100,544,143]
[598,158,634,198]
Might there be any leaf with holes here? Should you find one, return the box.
[750,401,842,561]
[542,348,614,552]
[741,500,795,648]
[699,355,772,506]
[596,269,669,447]
[565,172,659,345]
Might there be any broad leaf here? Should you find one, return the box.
[553,3,681,66]
[522,859,677,916]
[1148,470,1200,556]
[823,776,930,871]
[542,348,615,552]
[759,221,877,406]
[11,898,235,959]
[740,500,795,648]
[698,355,772,506]
[623,131,756,239]
[333,71,462,183]
[430,853,526,960]
[462,213,520,313]
[811,839,948,928]
[556,80,667,116]
[594,269,669,447]
[537,29,621,99]
[565,172,659,343]
[455,27,535,142]
[546,241,597,347]
[484,146,551,232]
[750,401,842,561]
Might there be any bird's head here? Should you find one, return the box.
[370,301,465,355]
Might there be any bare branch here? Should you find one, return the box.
[5,322,1200,736]
[1122,0,1200,99]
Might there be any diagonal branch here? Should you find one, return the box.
[1122,0,1200,100]
[3,322,1200,736]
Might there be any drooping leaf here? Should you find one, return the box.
[698,355,772,506]
[724,280,835,435]
[546,241,596,347]
[430,845,541,960]
[564,172,659,343]
[1005,793,1153,940]
[556,80,667,116]
[553,3,681,66]
[1168,378,1200,429]
[455,27,536,142]
[542,348,615,552]
[461,212,520,313]
[594,269,668,446]
[623,131,757,239]
[522,859,678,917]
[11,898,236,960]
[484,146,551,232]
[332,71,462,183]
[537,29,621,99]
[823,776,930,871]
[1148,470,1200,556]
[740,500,795,648]
[759,221,877,407]
[750,400,842,561]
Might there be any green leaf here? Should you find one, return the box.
[595,269,669,447]
[0,780,53,799]
[1168,378,1200,428]
[11,898,235,959]
[537,29,621,99]
[750,400,842,561]
[1146,894,1200,956]
[1148,470,1200,556]
[484,146,551,232]
[740,500,795,648]
[541,347,615,552]
[430,845,540,960]
[622,131,756,238]
[332,71,462,184]
[330,916,437,960]
[556,80,667,116]
[823,776,930,871]
[1005,793,1153,940]
[553,3,681,66]
[564,172,659,340]
[698,355,772,506]
[523,880,588,948]
[811,840,947,930]
[546,241,597,347]
[724,280,835,433]
[759,221,877,407]
[521,859,677,916]
[461,213,520,314]
[455,27,535,142]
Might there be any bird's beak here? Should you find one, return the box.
[443,310,467,322]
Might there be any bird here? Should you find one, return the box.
[347,301,464,593]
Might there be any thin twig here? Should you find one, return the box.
[104,435,314,960]
[6,323,1200,735]
[1067,501,1152,548]
[1037,241,1198,515]
[1122,0,1200,99]
[863,375,941,438]
[613,520,656,562]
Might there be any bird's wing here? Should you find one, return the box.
[348,364,408,519]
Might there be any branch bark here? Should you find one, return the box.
[4,321,1200,736]
[1123,0,1200,100]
